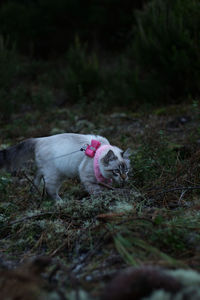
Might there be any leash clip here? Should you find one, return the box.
[80,144,88,152]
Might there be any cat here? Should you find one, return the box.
[0,133,131,204]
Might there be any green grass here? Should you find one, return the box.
[1,1,200,297]
[1,100,200,298]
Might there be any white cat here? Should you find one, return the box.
[0,133,131,204]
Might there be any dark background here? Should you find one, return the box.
[0,0,200,119]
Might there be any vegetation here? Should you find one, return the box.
[1,102,200,298]
[0,0,200,299]
[132,0,200,102]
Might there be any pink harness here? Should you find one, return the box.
[85,140,112,183]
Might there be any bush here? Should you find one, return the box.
[133,130,178,188]
[0,36,19,89]
[131,0,200,102]
[0,37,21,119]
[0,36,55,119]
[0,0,147,56]
[63,37,102,101]
[0,173,11,195]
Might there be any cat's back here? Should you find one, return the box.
[58,133,110,146]
[36,133,109,147]
[86,134,110,146]
[35,133,110,158]
[34,133,110,177]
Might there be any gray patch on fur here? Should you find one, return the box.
[118,162,127,172]
[102,150,117,166]
[0,138,35,171]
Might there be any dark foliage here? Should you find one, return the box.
[131,0,200,102]
[0,0,147,56]
[0,0,200,114]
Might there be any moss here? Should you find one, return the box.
[1,102,200,297]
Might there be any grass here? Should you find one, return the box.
[0,1,200,297]
[1,100,200,299]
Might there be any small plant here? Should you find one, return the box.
[31,86,54,110]
[133,131,177,188]
[113,221,184,267]
[0,35,19,89]
[64,37,101,101]
[131,0,200,102]
[0,173,11,194]
[0,36,21,119]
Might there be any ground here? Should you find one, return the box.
[0,101,200,299]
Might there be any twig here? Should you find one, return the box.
[156,186,200,194]
[114,216,155,227]
[5,211,71,227]
[98,182,114,190]
[37,176,46,208]
[178,190,187,204]
[23,171,41,197]
[145,185,200,195]
[49,240,69,257]
[23,172,47,208]
[70,227,110,273]
[49,222,73,257]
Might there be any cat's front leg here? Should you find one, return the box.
[79,162,107,195]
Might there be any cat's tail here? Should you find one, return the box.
[0,138,35,172]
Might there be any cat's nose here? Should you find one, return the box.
[121,174,127,181]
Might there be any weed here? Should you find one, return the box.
[1,84,200,297]
[133,132,178,189]
[31,85,54,110]
[64,37,101,102]
[131,0,200,102]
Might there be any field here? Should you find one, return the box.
[1,0,200,297]
[1,100,200,299]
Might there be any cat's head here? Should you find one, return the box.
[100,147,131,184]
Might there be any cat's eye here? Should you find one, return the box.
[112,169,120,176]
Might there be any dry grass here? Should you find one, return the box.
[0,101,200,299]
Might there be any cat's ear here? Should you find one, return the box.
[121,148,132,159]
[102,150,117,165]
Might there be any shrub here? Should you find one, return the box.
[131,0,200,103]
[0,36,21,119]
[0,0,147,56]
[0,173,11,195]
[0,37,56,119]
[0,36,19,89]
[63,37,102,101]
[30,85,54,111]
[133,131,178,188]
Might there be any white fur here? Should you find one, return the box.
[32,133,130,203]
